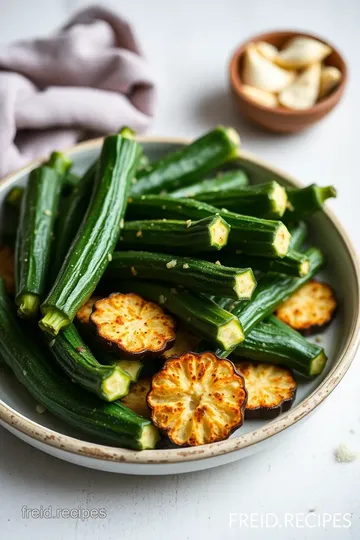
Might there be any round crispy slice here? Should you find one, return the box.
[76,296,102,325]
[161,325,201,361]
[91,292,176,359]
[234,362,296,419]
[275,280,337,333]
[147,352,247,446]
[121,378,152,418]
[0,245,15,293]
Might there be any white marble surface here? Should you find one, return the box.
[1,0,360,538]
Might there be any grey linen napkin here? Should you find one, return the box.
[0,5,156,178]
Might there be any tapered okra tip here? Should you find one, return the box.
[119,126,136,139]
[47,151,72,176]
[39,309,69,336]
[319,185,337,203]
[17,293,40,319]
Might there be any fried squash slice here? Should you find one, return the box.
[161,325,201,361]
[234,362,296,419]
[0,245,15,294]
[275,280,336,333]
[121,378,152,419]
[76,296,101,326]
[91,293,176,359]
[147,352,247,446]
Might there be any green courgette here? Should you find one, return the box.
[64,172,80,188]
[230,248,324,334]
[46,152,72,176]
[117,360,143,382]
[195,181,288,219]
[119,216,230,253]
[213,249,310,277]
[15,153,71,318]
[284,184,337,221]
[0,279,159,450]
[232,315,327,376]
[117,280,245,350]
[106,251,256,299]
[131,127,240,195]
[49,323,132,401]
[217,221,308,277]
[222,157,335,220]
[50,161,96,281]
[40,133,142,336]
[288,221,308,250]
[126,195,290,258]
[169,170,248,198]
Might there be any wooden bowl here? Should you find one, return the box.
[229,30,348,133]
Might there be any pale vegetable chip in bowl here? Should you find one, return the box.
[275,36,332,69]
[229,30,347,133]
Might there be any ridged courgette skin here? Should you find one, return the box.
[15,164,66,317]
[288,222,308,250]
[195,181,287,219]
[50,161,96,281]
[232,315,327,376]
[284,185,336,221]
[169,170,248,198]
[106,251,256,299]
[214,249,310,277]
[0,280,159,450]
[131,127,240,195]
[40,134,142,335]
[231,248,324,334]
[116,280,245,350]
[46,152,72,176]
[126,195,290,258]
[119,216,230,253]
[49,323,131,401]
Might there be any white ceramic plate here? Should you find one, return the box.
[0,136,359,475]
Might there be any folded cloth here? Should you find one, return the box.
[0,5,156,178]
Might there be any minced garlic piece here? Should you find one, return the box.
[36,404,47,414]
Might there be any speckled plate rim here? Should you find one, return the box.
[1,135,359,466]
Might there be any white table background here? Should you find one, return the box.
[0,0,359,538]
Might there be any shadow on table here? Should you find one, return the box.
[193,88,279,144]
[192,88,308,149]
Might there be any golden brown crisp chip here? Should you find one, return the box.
[147,352,247,446]
[275,280,337,333]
